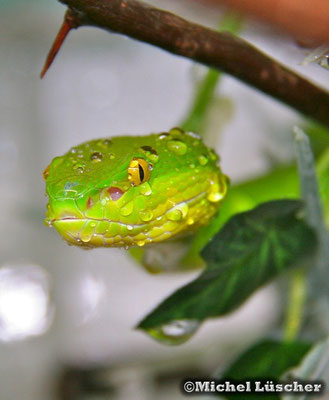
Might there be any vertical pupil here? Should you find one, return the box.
[138,163,145,182]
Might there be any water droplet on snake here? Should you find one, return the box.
[158,133,169,140]
[166,203,189,221]
[169,127,184,135]
[139,182,152,196]
[167,139,187,155]
[209,149,218,161]
[90,151,103,163]
[120,201,134,216]
[207,176,228,203]
[140,209,154,222]
[139,146,159,164]
[198,154,208,165]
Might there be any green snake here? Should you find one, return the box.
[44,128,229,249]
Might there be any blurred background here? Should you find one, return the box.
[1,1,328,399]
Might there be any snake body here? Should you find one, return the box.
[44,128,228,248]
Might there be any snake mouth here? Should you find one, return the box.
[48,190,217,248]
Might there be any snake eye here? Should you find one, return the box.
[128,158,151,186]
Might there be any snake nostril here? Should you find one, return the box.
[108,187,124,201]
[43,164,50,180]
[87,197,93,209]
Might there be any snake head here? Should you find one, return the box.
[44,130,228,248]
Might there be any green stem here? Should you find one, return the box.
[181,12,243,135]
[284,268,307,342]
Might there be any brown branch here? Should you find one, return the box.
[201,0,329,45]
[47,0,329,128]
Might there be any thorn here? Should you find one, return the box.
[40,9,81,79]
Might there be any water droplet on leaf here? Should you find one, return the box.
[145,320,199,345]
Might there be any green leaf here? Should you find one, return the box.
[282,337,329,400]
[219,339,312,400]
[138,200,317,331]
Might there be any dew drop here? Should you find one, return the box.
[209,149,218,161]
[139,182,152,196]
[139,209,154,222]
[103,139,112,146]
[80,227,94,242]
[137,240,145,247]
[90,222,96,228]
[187,131,201,140]
[167,140,187,156]
[109,153,115,160]
[207,176,228,203]
[187,217,194,225]
[169,127,184,135]
[167,202,189,221]
[158,133,169,140]
[73,163,85,173]
[127,225,133,231]
[90,152,103,163]
[120,201,134,216]
[71,148,77,154]
[140,146,159,164]
[198,154,208,166]
[145,320,199,345]
[166,209,182,221]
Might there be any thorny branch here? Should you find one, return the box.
[43,0,329,129]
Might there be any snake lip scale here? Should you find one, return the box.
[51,190,207,228]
